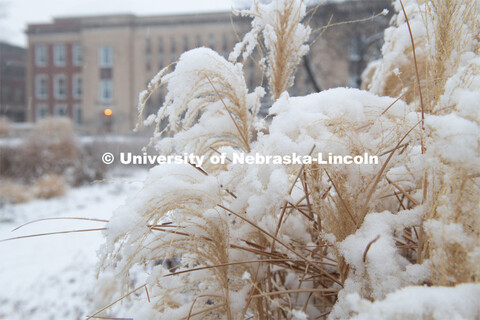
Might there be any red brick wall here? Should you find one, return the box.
[31,42,82,119]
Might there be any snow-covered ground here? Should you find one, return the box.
[0,170,147,319]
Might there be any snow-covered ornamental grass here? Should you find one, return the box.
[93,0,480,319]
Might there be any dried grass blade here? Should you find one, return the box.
[86,284,147,320]
[11,217,109,232]
[1,228,106,242]
[362,120,422,217]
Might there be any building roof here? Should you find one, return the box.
[0,42,27,61]
[26,11,245,35]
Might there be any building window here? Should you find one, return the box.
[146,37,152,53]
[208,34,215,49]
[35,74,48,99]
[99,79,113,103]
[54,74,67,99]
[183,35,189,52]
[72,74,82,99]
[14,88,23,103]
[158,38,164,69]
[196,34,202,47]
[146,38,152,71]
[54,44,66,66]
[35,45,47,67]
[222,34,228,58]
[146,57,152,71]
[158,38,164,53]
[99,46,113,68]
[73,104,82,125]
[1,86,11,101]
[36,104,48,120]
[73,43,83,66]
[158,55,164,70]
[54,104,67,116]
[170,38,177,62]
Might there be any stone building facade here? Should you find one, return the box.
[0,42,27,122]
[26,0,392,134]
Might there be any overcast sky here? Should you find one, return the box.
[0,0,251,47]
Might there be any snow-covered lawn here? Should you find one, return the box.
[0,170,146,319]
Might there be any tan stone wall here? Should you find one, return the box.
[131,19,251,132]
[81,26,135,134]
[26,1,391,134]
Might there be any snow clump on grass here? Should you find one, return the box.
[94,0,480,319]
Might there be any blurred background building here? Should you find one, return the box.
[0,41,27,122]
[23,0,391,134]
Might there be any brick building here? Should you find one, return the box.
[26,0,391,134]
[0,42,27,122]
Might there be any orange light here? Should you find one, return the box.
[104,108,113,116]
